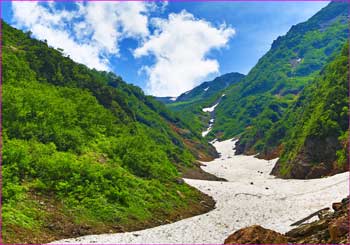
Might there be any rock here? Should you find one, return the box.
[332,202,342,211]
[287,219,328,237]
[341,196,349,204]
[318,209,332,219]
[113,226,125,232]
[306,163,329,179]
[250,182,254,185]
[271,135,344,179]
[230,198,350,244]
[328,216,349,242]
[46,223,56,230]
[175,178,184,185]
[224,225,288,244]
[285,197,349,244]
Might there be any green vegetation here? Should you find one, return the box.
[2,1,349,243]
[2,21,214,243]
[168,2,348,178]
[162,72,245,135]
[210,2,348,155]
[271,43,349,178]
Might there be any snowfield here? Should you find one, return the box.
[51,139,349,244]
[202,103,219,113]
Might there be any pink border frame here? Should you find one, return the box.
[0,0,349,245]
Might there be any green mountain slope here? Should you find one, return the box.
[270,43,349,178]
[159,72,245,135]
[211,2,348,152]
[174,72,245,104]
[2,21,216,243]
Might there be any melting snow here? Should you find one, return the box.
[202,103,219,113]
[52,139,349,244]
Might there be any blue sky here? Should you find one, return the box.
[2,1,329,96]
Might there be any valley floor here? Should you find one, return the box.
[51,139,349,244]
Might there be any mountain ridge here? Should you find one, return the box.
[209,1,348,158]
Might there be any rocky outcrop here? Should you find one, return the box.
[224,197,350,244]
[286,197,349,243]
[224,225,288,244]
[271,135,348,179]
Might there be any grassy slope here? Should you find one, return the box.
[211,2,348,153]
[165,73,245,135]
[270,43,349,178]
[2,21,215,243]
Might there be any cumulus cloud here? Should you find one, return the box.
[134,10,235,97]
[11,2,234,96]
[12,1,151,71]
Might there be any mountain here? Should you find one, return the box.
[158,72,245,135]
[174,72,245,104]
[208,2,348,155]
[2,21,217,243]
[270,42,349,178]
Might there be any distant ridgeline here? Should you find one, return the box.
[166,2,349,178]
[155,72,245,135]
[2,20,217,243]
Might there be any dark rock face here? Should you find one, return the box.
[224,197,350,244]
[234,140,245,155]
[271,135,347,179]
[224,225,288,244]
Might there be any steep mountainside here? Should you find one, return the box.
[270,43,349,179]
[158,72,244,134]
[2,21,216,243]
[174,72,245,104]
[210,2,348,151]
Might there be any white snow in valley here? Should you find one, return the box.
[204,87,209,91]
[201,126,212,137]
[202,102,217,137]
[170,97,177,101]
[202,103,219,113]
[202,119,215,137]
[51,139,349,244]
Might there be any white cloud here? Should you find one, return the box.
[11,1,151,71]
[11,2,235,96]
[134,11,235,97]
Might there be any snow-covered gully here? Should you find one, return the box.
[201,94,225,137]
[51,139,349,244]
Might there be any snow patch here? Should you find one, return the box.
[201,127,212,137]
[51,139,349,244]
[202,119,215,137]
[202,103,219,112]
[204,87,209,92]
